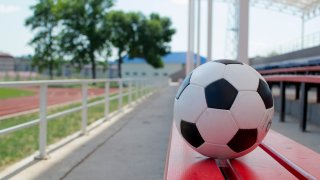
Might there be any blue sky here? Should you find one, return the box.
[1,0,320,59]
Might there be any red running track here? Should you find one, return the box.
[0,87,117,117]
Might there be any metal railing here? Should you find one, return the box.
[0,78,165,160]
[258,31,320,57]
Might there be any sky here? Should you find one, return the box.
[1,0,320,60]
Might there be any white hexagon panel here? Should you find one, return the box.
[190,61,226,87]
[230,91,266,129]
[175,84,207,124]
[257,108,274,142]
[247,65,266,82]
[196,109,238,144]
[224,64,259,91]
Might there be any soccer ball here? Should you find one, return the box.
[174,60,274,159]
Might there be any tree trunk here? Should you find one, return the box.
[118,51,123,79]
[118,58,122,78]
[49,60,53,80]
[90,51,96,79]
[48,25,54,80]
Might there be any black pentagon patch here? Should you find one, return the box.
[214,59,243,65]
[266,121,272,132]
[257,79,273,109]
[176,73,192,99]
[227,129,257,153]
[180,120,204,148]
[205,79,238,110]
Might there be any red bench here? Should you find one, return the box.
[259,66,320,75]
[264,75,320,131]
[165,123,320,180]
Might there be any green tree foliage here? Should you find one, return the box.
[106,11,142,78]
[134,13,176,69]
[107,11,175,78]
[27,0,175,80]
[56,0,113,79]
[26,0,60,79]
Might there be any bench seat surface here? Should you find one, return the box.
[165,123,320,180]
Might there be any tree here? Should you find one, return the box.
[56,0,113,79]
[106,11,142,78]
[26,0,59,79]
[127,13,176,78]
[134,13,176,68]
[107,11,176,78]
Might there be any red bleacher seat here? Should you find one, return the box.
[165,123,320,180]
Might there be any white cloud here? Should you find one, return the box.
[0,4,20,14]
[171,0,188,5]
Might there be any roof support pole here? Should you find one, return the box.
[237,0,249,64]
[190,0,195,71]
[186,0,191,75]
[186,0,195,75]
[196,0,201,67]
[207,0,213,62]
[301,15,305,49]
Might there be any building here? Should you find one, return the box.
[0,51,108,79]
[0,52,15,72]
[119,52,206,78]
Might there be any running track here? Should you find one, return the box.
[0,87,117,117]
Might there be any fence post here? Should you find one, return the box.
[129,79,132,105]
[135,79,139,101]
[140,79,144,98]
[104,80,110,121]
[118,79,123,111]
[36,83,48,160]
[144,79,147,96]
[81,82,88,135]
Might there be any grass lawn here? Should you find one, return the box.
[0,87,148,171]
[0,88,35,100]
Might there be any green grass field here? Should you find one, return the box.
[0,88,147,171]
[0,88,35,100]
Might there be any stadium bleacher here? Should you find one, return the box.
[252,46,320,71]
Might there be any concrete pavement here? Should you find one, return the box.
[60,86,176,180]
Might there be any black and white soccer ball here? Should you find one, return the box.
[174,60,274,159]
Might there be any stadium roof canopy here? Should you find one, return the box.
[252,0,320,20]
[122,52,206,65]
[221,0,320,20]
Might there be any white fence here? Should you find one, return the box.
[0,78,165,160]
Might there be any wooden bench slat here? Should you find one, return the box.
[264,75,320,83]
[231,147,297,179]
[259,66,320,75]
[261,130,320,179]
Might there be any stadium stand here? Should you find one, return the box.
[250,45,320,130]
[265,75,320,131]
[251,46,320,71]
